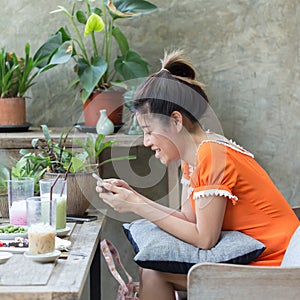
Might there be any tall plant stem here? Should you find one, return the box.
[64,7,89,63]
[102,0,112,84]
[85,1,98,57]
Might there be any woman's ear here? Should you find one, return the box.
[171,111,183,132]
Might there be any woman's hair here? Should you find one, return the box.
[133,50,208,125]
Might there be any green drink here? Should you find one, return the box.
[39,178,67,230]
[56,196,67,229]
[41,193,66,230]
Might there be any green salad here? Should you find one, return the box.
[0,225,27,234]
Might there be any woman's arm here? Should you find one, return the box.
[100,178,193,221]
[98,181,227,249]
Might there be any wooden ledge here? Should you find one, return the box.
[0,127,144,149]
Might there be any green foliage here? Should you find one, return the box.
[0,39,72,98]
[7,124,135,195]
[1,124,136,194]
[29,124,136,174]
[46,0,158,103]
[11,151,47,193]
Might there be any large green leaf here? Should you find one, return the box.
[114,50,149,80]
[106,0,158,19]
[77,55,107,102]
[33,33,63,68]
[48,41,73,65]
[112,26,129,56]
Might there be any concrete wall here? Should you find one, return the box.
[1,0,300,206]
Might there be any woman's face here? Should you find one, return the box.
[136,113,181,165]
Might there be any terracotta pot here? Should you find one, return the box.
[0,97,26,126]
[44,172,98,217]
[83,90,125,126]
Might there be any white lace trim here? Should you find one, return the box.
[199,138,254,158]
[180,178,194,201]
[193,189,238,201]
[181,177,190,186]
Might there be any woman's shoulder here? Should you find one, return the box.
[198,132,254,158]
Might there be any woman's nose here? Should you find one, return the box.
[143,135,151,147]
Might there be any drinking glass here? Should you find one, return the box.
[8,178,34,225]
[26,196,56,255]
[39,178,67,230]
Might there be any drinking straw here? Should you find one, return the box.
[60,162,72,197]
[49,174,61,226]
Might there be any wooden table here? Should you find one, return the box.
[0,212,106,300]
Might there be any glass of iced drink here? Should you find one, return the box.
[39,178,67,230]
[8,178,34,225]
[26,197,56,255]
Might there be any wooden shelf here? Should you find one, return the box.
[0,127,144,149]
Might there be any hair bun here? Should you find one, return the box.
[161,50,196,79]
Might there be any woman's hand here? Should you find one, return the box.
[101,178,135,192]
[96,179,142,213]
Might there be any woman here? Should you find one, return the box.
[96,50,299,300]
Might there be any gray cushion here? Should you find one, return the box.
[123,219,266,274]
[281,226,300,267]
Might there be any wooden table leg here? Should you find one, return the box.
[90,242,101,300]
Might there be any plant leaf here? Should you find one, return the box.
[77,56,107,102]
[40,124,51,143]
[106,0,157,19]
[112,27,129,56]
[76,10,87,24]
[48,41,73,65]
[114,50,149,80]
[113,0,158,13]
[98,155,136,167]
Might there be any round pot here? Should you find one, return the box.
[44,172,98,217]
[83,90,125,127]
[0,97,26,126]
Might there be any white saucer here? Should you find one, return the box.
[56,226,71,237]
[24,250,61,263]
[0,252,13,264]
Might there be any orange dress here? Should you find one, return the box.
[181,139,299,266]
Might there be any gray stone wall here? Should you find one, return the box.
[1,0,300,207]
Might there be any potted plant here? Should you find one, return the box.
[44,0,158,126]
[18,124,135,216]
[0,39,72,128]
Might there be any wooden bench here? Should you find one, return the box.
[187,207,300,300]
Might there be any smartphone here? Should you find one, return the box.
[92,173,110,193]
[66,216,97,222]
[92,173,104,183]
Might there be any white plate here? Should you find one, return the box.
[0,252,13,264]
[56,226,71,237]
[24,250,61,263]
[0,225,71,239]
[0,246,26,254]
[0,225,28,240]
